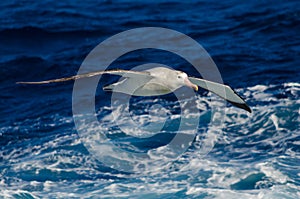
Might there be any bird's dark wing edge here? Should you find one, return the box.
[16,69,152,84]
[189,76,252,113]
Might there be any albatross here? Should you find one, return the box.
[17,67,251,113]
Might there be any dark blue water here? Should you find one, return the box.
[1,0,299,198]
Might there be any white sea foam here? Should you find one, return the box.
[1,82,299,198]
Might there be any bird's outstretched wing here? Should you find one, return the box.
[16,69,152,84]
[189,77,251,113]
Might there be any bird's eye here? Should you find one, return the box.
[177,75,181,79]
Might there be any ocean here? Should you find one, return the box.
[0,0,299,198]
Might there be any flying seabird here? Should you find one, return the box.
[17,67,251,113]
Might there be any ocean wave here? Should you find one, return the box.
[1,0,299,197]
[0,82,299,198]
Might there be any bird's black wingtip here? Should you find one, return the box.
[229,101,252,113]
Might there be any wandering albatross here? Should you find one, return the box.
[17,67,251,113]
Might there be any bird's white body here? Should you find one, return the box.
[103,67,196,96]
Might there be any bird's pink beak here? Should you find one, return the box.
[184,78,198,91]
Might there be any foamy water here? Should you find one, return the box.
[1,82,299,198]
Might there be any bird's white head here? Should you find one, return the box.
[176,71,198,91]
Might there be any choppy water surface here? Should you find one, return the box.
[0,0,299,198]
